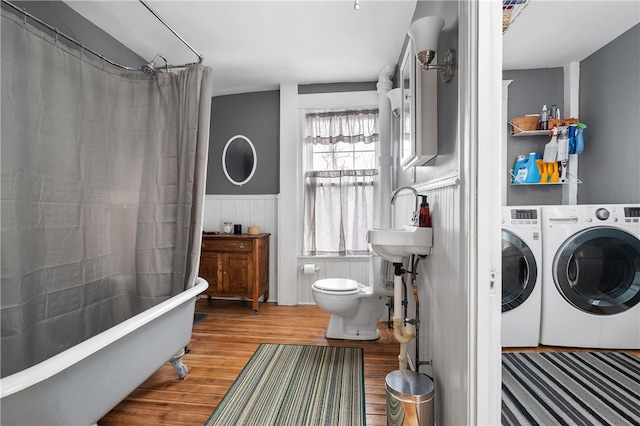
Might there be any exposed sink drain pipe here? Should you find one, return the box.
[392,261,415,370]
[392,254,432,371]
[410,255,431,370]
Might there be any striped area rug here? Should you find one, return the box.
[205,344,365,426]
[502,352,640,425]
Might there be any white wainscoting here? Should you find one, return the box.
[421,184,465,426]
[424,185,466,425]
[203,195,278,301]
[296,256,372,305]
[391,181,467,425]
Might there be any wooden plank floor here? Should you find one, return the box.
[98,298,640,425]
[98,298,400,426]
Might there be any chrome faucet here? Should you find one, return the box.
[390,186,419,225]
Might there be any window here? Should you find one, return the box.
[302,109,378,256]
[310,140,376,171]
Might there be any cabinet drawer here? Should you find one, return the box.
[202,238,252,252]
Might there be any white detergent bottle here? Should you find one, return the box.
[542,127,559,163]
[513,154,527,184]
[557,127,569,161]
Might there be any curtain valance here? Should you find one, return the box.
[305,169,378,179]
[305,109,379,145]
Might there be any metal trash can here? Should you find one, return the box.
[385,370,434,426]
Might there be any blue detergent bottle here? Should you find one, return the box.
[523,152,541,183]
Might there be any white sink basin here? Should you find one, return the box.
[367,226,433,263]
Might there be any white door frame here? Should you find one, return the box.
[461,0,503,423]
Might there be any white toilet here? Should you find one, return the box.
[311,256,392,340]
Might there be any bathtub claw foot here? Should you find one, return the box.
[170,348,189,379]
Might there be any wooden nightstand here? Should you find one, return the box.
[199,233,270,314]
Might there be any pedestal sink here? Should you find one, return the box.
[367,226,432,263]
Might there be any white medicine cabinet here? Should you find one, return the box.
[399,41,438,170]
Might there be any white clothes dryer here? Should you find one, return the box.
[540,204,640,349]
[501,206,542,347]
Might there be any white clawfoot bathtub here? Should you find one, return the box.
[0,277,209,426]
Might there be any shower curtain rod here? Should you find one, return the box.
[1,0,203,74]
[139,0,203,66]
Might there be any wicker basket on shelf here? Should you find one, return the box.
[511,115,539,134]
[548,118,579,129]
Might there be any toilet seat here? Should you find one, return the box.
[312,278,361,295]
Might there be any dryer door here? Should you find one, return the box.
[553,227,640,315]
[502,230,537,313]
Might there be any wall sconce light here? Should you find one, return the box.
[387,88,402,119]
[407,16,456,83]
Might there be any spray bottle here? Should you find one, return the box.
[575,123,587,154]
[557,127,569,182]
[568,124,577,154]
[418,196,431,227]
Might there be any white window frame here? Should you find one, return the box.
[298,91,379,256]
[308,135,377,172]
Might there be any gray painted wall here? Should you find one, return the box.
[578,24,640,204]
[206,82,379,195]
[206,91,280,194]
[503,24,640,206]
[502,68,564,206]
[6,1,145,68]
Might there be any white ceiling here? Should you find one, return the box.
[503,0,639,71]
[64,0,417,96]
[63,0,640,96]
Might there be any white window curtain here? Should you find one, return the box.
[305,109,379,145]
[303,110,378,256]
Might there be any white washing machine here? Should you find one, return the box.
[540,204,640,349]
[501,206,542,347]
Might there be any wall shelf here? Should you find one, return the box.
[508,122,550,137]
[511,129,550,137]
[508,169,581,185]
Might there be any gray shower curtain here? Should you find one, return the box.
[1,10,212,376]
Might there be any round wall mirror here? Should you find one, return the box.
[222,135,257,186]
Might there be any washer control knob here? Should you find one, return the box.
[586,218,593,223]
[595,208,610,221]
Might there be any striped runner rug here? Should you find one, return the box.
[204,344,365,426]
[502,351,640,425]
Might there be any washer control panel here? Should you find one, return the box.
[584,206,618,223]
[624,207,640,223]
[583,205,640,224]
[507,208,538,225]
[502,207,540,235]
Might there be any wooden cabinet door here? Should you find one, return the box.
[200,251,222,293]
[222,252,250,293]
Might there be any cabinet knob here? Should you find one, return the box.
[239,244,246,250]
[202,242,207,248]
[223,271,227,275]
